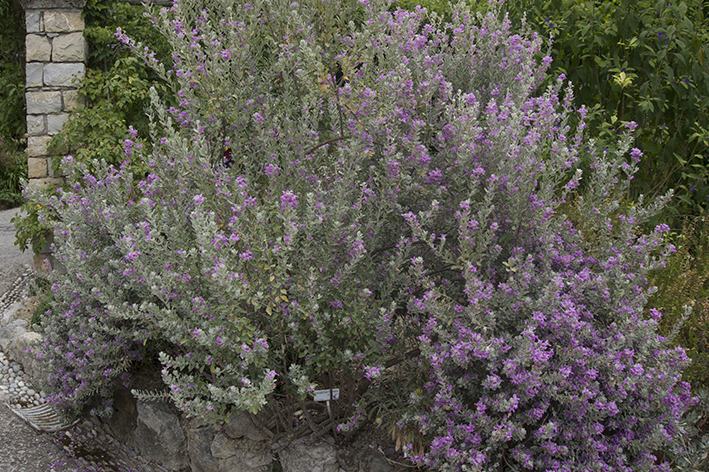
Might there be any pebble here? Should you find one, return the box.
[0,273,45,409]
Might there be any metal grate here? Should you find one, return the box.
[7,402,79,432]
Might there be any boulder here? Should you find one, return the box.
[277,435,339,472]
[0,301,24,328]
[132,400,188,471]
[102,386,138,443]
[356,450,394,472]
[223,412,269,441]
[211,433,273,472]
[186,419,219,472]
[6,331,43,378]
[0,319,27,351]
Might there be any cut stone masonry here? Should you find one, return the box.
[18,0,88,271]
[23,6,86,190]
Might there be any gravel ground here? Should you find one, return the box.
[0,208,33,296]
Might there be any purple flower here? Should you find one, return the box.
[264,163,280,176]
[363,365,383,380]
[280,190,298,210]
[123,139,134,157]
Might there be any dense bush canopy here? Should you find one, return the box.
[31,1,694,470]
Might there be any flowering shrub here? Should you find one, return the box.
[31,0,694,469]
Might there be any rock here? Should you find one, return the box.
[103,386,137,443]
[278,435,338,472]
[357,450,393,472]
[25,91,62,115]
[6,331,43,378]
[1,301,24,328]
[186,421,219,472]
[224,412,268,442]
[0,319,27,352]
[211,433,273,472]
[43,63,85,88]
[132,400,188,471]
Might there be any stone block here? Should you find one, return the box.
[27,136,52,157]
[133,400,189,471]
[28,158,48,179]
[48,156,61,177]
[47,113,70,135]
[43,62,85,87]
[26,63,44,88]
[25,34,51,62]
[18,0,87,7]
[44,11,84,33]
[26,91,62,114]
[187,422,219,472]
[7,331,44,379]
[28,178,63,192]
[62,89,82,111]
[26,114,46,136]
[51,32,86,62]
[25,10,43,33]
[277,435,339,472]
[211,433,273,472]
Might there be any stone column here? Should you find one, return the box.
[18,0,86,271]
[19,0,87,192]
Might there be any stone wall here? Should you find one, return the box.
[24,7,86,192]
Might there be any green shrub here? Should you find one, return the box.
[15,0,175,253]
[0,141,26,210]
[49,0,174,174]
[647,213,709,388]
[504,0,709,225]
[0,0,25,143]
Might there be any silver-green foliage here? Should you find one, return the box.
[29,0,695,469]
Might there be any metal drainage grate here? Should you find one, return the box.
[7,403,79,432]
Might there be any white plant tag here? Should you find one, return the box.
[313,389,340,402]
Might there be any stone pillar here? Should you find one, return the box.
[18,0,87,271]
[20,0,87,192]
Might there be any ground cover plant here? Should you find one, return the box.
[29,0,696,470]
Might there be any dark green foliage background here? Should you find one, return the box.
[0,0,26,143]
[0,0,26,210]
[505,0,709,224]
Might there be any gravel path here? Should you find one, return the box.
[0,208,33,296]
